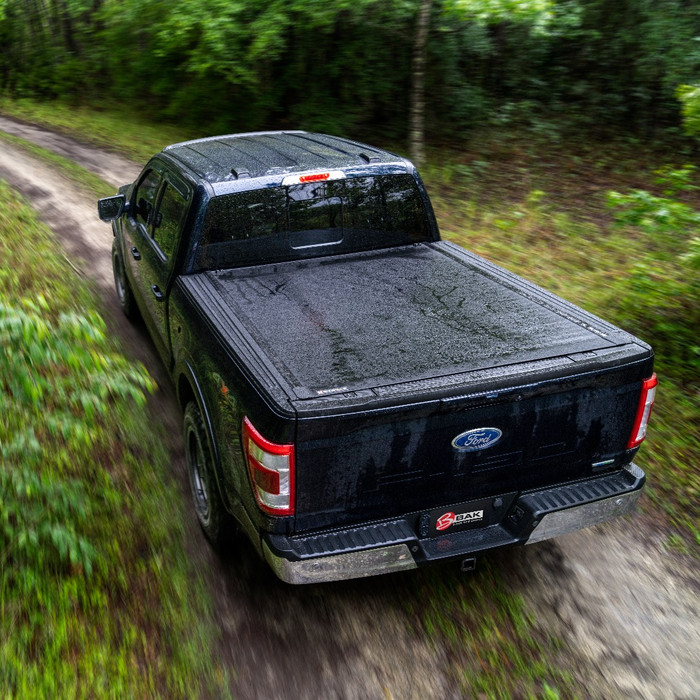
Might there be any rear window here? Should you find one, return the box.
[194,174,432,270]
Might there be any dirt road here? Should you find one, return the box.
[1,115,698,699]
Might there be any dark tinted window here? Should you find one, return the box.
[134,170,162,229]
[196,174,431,270]
[154,182,188,259]
[288,182,343,249]
[204,188,286,244]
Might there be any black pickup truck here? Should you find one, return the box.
[98,131,656,584]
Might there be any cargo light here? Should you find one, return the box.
[300,173,330,183]
[242,417,295,516]
[627,374,657,450]
[281,171,346,187]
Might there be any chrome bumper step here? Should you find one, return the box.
[263,463,645,584]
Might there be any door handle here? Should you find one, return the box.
[130,246,141,260]
[151,285,165,302]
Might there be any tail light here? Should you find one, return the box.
[627,374,657,450]
[242,417,295,515]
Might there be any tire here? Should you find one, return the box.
[183,401,229,547]
[111,241,137,319]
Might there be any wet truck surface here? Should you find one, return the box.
[98,131,656,583]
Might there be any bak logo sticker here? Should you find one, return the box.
[436,509,484,531]
[452,427,502,452]
[436,512,455,531]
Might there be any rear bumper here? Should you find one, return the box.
[263,463,645,584]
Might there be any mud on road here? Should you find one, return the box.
[1,116,698,700]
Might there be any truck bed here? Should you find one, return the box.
[179,240,652,534]
[182,241,644,409]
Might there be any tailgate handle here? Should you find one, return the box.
[130,246,141,260]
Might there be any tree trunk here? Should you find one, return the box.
[409,0,432,167]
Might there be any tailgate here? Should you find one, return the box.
[292,358,651,532]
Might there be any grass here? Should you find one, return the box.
[0,95,200,163]
[0,180,226,697]
[642,385,700,550]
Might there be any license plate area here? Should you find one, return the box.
[427,497,493,537]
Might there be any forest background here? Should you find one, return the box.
[1,0,700,147]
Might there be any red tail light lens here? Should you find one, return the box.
[627,374,657,450]
[242,417,295,515]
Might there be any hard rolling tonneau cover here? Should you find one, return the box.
[180,241,646,409]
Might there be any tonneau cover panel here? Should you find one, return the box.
[201,242,629,402]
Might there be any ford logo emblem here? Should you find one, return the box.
[452,427,502,452]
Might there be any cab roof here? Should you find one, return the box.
[161,131,406,184]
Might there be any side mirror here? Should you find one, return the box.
[98,194,126,222]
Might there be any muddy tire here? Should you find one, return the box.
[111,241,137,319]
[183,401,228,547]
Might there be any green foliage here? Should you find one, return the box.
[1,298,153,456]
[535,0,700,134]
[0,180,223,697]
[1,466,96,580]
[677,84,700,140]
[3,0,697,139]
[607,166,700,384]
[0,296,153,589]
[450,0,554,25]
[92,0,425,134]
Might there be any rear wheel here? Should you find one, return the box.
[183,402,228,547]
[111,241,137,319]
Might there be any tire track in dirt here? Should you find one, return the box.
[0,116,137,188]
[1,115,698,699]
[497,519,699,699]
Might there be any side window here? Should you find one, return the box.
[133,170,162,229]
[153,182,188,259]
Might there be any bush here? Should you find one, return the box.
[607,166,700,384]
[0,296,154,587]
